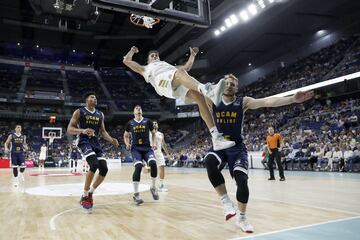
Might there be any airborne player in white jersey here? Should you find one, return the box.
[123,46,235,151]
[152,121,170,192]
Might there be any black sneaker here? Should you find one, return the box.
[133,194,144,206]
[280,177,286,181]
[268,177,275,180]
[150,187,159,200]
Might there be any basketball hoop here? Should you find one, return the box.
[49,132,56,145]
[130,14,160,29]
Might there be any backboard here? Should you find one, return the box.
[92,0,211,28]
[42,127,63,140]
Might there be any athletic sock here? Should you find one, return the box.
[89,186,96,194]
[151,177,156,188]
[133,182,139,193]
[220,193,230,203]
[210,127,219,138]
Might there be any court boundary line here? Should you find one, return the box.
[169,182,360,216]
[252,196,360,216]
[49,200,222,231]
[228,215,360,240]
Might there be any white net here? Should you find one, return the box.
[48,132,56,145]
[143,16,157,29]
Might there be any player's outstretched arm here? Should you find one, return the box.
[177,47,199,72]
[123,46,145,75]
[243,91,314,110]
[100,113,119,147]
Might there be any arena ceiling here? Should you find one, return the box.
[0,0,359,73]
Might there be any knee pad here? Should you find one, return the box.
[98,160,108,177]
[204,154,225,188]
[13,167,18,177]
[148,160,157,178]
[132,164,143,182]
[234,171,249,204]
[86,155,98,173]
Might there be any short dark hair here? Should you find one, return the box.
[15,124,21,128]
[84,92,96,101]
[134,104,142,109]
[147,50,159,64]
[148,50,159,57]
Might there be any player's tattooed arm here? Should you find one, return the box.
[123,46,145,75]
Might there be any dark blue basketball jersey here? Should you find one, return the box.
[71,147,79,155]
[212,96,245,144]
[11,133,25,153]
[125,118,154,147]
[77,107,103,144]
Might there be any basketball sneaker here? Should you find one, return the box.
[212,134,235,151]
[221,198,236,221]
[158,183,168,192]
[19,173,25,182]
[13,177,19,187]
[80,195,92,210]
[236,215,254,233]
[133,193,144,206]
[88,192,93,207]
[199,79,225,106]
[150,187,159,200]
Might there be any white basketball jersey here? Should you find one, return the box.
[39,146,47,160]
[154,131,163,153]
[40,146,47,155]
[143,60,177,98]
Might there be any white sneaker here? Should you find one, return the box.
[222,199,236,221]
[159,184,168,192]
[212,134,235,151]
[200,79,225,106]
[13,177,19,187]
[236,215,254,233]
[19,173,25,182]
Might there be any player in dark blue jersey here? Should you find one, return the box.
[67,92,119,211]
[69,142,81,173]
[5,124,28,187]
[124,105,159,205]
[204,74,314,232]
